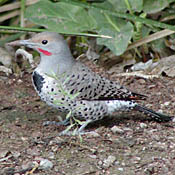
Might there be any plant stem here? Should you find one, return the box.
[20,0,25,28]
[127,29,175,51]
[0,0,38,13]
[20,0,26,41]
[0,25,112,38]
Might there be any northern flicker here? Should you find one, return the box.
[8,32,172,134]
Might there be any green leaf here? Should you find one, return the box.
[128,0,143,12]
[89,7,126,32]
[109,0,127,12]
[143,0,174,14]
[25,0,96,33]
[108,0,143,12]
[151,38,166,53]
[89,9,109,30]
[97,22,133,55]
[89,4,134,55]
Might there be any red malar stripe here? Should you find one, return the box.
[38,48,52,56]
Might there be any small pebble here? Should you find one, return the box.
[148,85,156,89]
[111,126,124,134]
[132,156,141,163]
[103,155,116,168]
[48,152,55,159]
[123,127,133,132]
[22,161,34,170]
[86,131,100,138]
[172,117,175,123]
[142,147,146,151]
[39,159,53,170]
[89,154,97,159]
[140,123,147,128]
[17,79,23,83]
[118,167,124,171]
[98,160,103,166]
[164,101,170,106]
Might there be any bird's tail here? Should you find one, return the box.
[134,104,173,122]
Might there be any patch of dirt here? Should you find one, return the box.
[0,71,175,175]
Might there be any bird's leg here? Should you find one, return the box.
[43,118,70,126]
[58,119,93,136]
[78,120,93,133]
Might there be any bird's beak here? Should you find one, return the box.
[7,39,36,48]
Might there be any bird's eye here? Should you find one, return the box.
[42,40,48,45]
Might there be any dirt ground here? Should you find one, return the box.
[0,70,175,175]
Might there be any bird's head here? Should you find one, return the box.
[8,32,68,56]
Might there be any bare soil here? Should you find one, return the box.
[0,71,175,175]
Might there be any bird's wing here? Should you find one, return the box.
[65,62,147,101]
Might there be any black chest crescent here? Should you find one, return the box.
[32,71,45,93]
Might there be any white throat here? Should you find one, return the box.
[36,51,75,75]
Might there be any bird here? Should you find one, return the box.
[8,32,172,134]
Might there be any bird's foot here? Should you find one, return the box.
[58,119,93,136]
[43,118,70,126]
